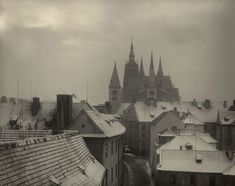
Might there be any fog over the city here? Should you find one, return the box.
[0,0,235,104]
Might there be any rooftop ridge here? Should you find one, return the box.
[0,130,80,151]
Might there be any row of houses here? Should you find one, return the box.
[0,95,126,186]
[115,98,235,185]
[156,129,235,186]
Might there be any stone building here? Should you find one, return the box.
[108,41,180,112]
[121,101,185,173]
[156,131,234,186]
[67,105,125,186]
[216,110,235,151]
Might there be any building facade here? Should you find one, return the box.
[67,106,125,186]
[156,131,234,186]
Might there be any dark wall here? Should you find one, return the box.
[157,171,223,186]
[56,94,72,130]
[83,138,104,163]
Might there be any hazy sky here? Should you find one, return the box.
[0,0,235,104]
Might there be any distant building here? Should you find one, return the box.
[156,131,234,186]
[216,110,235,151]
[121,101,185,173]
[67,104,126,186]
[0,130,105,186]
[108,41,180,112]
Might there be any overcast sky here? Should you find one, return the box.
[0,0,235,104]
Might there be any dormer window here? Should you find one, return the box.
[195,154,203,163]
[112,90,117,95]
[224,117,229,122]
[185,142,193,150]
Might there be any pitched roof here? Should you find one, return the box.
[109,62,121,88]
[81,109,126,137]
[183,112,205,125]
[124,101,231,123]
[0,131,105,186]
[139,57,145,77]
[158,135,218,151]
[157,134,231,174]
[158,149,231,173]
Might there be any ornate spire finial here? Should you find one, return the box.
[157,55,163,77]
[139,56,145,77]
[129,38,135,62]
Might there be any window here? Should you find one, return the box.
[142,132,145,138]
[190,175,196,186]
[111,141,114,155]
[111,167,114,183]
[112,97,117,101]
[81,124,85,128]
[169,174,176,184]
[209,176,216,186]
[116,140,118,152]
[115,164,118,177]
[112,90,117,95]
[105,170,108,186]
[149,90,155,96]
[105,143,108,158]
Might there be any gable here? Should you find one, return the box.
[152,112,185,133]
[69,110,102,134]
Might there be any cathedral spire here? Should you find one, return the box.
[149,51,156,88]
[129,39,135,63]
[157,56,164,77]
[139,56,145,77]
[109,62,121,88]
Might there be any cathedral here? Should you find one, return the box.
[109,41,180,111]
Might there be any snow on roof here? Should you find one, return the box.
[158,128,176,137]
[223,163,235,176]
[84,109,126,137]
[218,111,235,125]
[124,101,230,123]
[158,150,231,173]
[0,131,105,186]
[183,112,205,125]
[158,135,218,152]
[0,101,56,129]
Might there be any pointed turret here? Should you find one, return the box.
[139,57,145,77]
[149,52,156,88]
[109,62,121,88]
[129,40,135,63]
[157,56,164,77]
[109,62,122,113]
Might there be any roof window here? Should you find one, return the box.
[185,142,193,150]
[195,154,203,163]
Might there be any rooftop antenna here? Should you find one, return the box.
[86,81,88,103]
[17,78,19,102]
[31,80,33,99]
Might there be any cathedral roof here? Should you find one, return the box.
[148,52,156,88]
[157,56,164,78]
[139,57,145,77]
[109,62,121,88]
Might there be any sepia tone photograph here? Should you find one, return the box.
[0,0,235,185]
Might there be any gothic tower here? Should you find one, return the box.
[109,62,122,113]
[147,52,157,99]
[122,40,139,102]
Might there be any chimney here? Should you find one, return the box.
[57,94,73,130]
[223,100,227,108]
[31,97,41,116]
